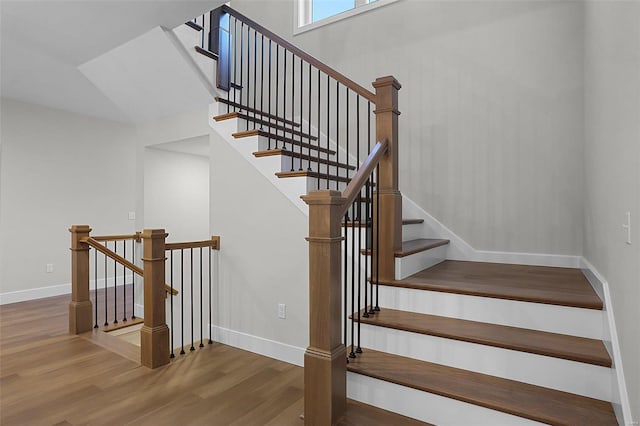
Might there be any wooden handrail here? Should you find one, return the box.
[84,237,143,275]
[340,140,388,216]
[83,237,178,296]
[219,5,376,103]
[92,232,141,242]
[165,236,220,251]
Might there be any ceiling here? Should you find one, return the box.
[0,0,223,123]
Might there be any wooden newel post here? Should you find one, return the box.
[69,225,93,334]
[373,76,402,281]
[302,190,347,426]
[140,229,170,369]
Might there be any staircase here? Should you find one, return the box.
[183,6,619,425]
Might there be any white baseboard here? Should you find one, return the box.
[402,196,582,268]
[0,283,71,305]
[210,325,305,367]
[580,258,633,426]
[0,275,135,306]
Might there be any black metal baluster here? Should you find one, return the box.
[374,165,380,314]
[326,74,330,189]
[201,14,205,48]
[131,238,136,319]
[290,52,295,170]
[299,57,303,171]
[239,23,244,109]
[253,29,257,126]
[363,179,370,319]
[275,45,280,149]
[336,81,340,191]
[113,241,117,324]
[170,250,175,358]
[283,49,287,150]
[200,248,204,348]
[226,17,231,113]
[343,214,348,354]
[208,247,213,344]
[180,249,185,355]
[316,68,321,188]
[233,18,237,107]
[190,248,195,352]
[268,39,272,149]
[308,62,312,172]
[246,26,251,131]
[349,210,356,359]
[104,249,108,326]
[94,248,98,328]
[123,240,127,322]
[356,195,362,354]
[260,34,264,128]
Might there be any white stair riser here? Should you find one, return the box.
[359,323,612,401]
[347,372,545,426]
[402,222,424,241]
[377,285,604,339]
[395,245,447,280]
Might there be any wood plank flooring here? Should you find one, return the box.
[380,260,604,309]
[0,295,427,425]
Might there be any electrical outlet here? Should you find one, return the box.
[46,264,54,273]
[278,303,286,319]
[128,211,136,220]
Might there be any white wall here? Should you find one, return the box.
[0,98,137,299]
[232,0,585,255]
[144,146,210,242]
[584,2,640,422]
[210,130,309,350]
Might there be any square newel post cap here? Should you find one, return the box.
[373,75,402,90]
[69,225,92,233]
[301,190,345,206]
[141,229,169,239]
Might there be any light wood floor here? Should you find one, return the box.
[0,295,427,425]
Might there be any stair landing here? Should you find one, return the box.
[379,260,603,309]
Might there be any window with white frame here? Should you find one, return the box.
[298,0,384,30]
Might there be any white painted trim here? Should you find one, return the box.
[211,325,305,367]
[402,196,582,268]
[0,274,135,305]
[0,283,71,305]
[580,258,633,426]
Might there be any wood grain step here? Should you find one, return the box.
[253,148,355,171]
[379,260,604,310]
[276,170,351,184]
[216,111,314,140]
[215,97,301,128]
[361,238,449,256]
[347,349,616,426]
[356,307,611,366]
[185,21,203,31]
[343,218,423,228]
[195,46,218,60]
[339,399,431,425]
[232,129,335,156]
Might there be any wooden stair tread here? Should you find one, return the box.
[232,129,336,156]
[356,308,611,366]
[276,170,351,183]
[347,349,616,426]
[339,399,431,426]
[185,21,203,31]
[343,218,423,228]
[215,111,314,140]
[195,46,218,60]
[253,148,355,170]
[361,238,449,256]
[215,97,301,128]
[379,260,604,310]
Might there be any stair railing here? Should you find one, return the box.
[69,226,221,369]
[301,76,402,426]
